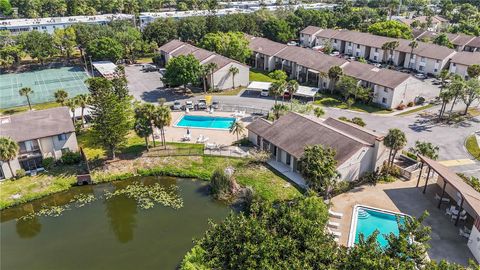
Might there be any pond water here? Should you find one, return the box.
[0,177,230,270]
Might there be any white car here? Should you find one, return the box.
[185,101,194,110]
[373,63,382,68]
[415,73,426,79]
[172,101,182,110]
[260,89,269,97]
[287,41,298,46]
[329,51,340,56]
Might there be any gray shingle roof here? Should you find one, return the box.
[275,46,348,73]
[300,26,322,35]
[466,37,480,49]
[342,61,413,89]
[450,51,480,66]
[158,39,185,54]
[0,107,75,142]
[246,112,380,165]
[246,36,288,57]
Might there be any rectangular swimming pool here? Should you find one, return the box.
[175,115,236,130]
[348,205,406,248]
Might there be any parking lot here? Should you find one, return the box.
[125,64,194,103]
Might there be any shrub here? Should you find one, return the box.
[61,151,82,165]
[402,151,418,161]
[407,102,414,107]
[210,168,231,200]
[351,117,366,127]
[42,157,55,170]
[15,169,26,179]
[416,96,425,105]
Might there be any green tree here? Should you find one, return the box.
[462,78,480,115]
[410,141,440,160]
[269,80,287,105]
[0,0,13,15]
[408,40,418,68]
[135,103,157,147]
[65,97,78,124]
[286,80,299,107]
[54,89,68,106]
[368,20,413,39]
[86,37,124,62]
[229,121,245,141]
[115,27,144,63]
[19,87,33,110]
[152,105,172,149]
[0,136,19,178]
[314,106,325,118]
[228,65,239,89]
[384,128,407,166]
[438,87,453,119]
[447,77,466,114]
[16,31,57,65]
[199,31,252,63]
[262,18,295,43]
[53,26,77,61]
[327,66,343,93]
[142,18,178,46]
[433,33,454,48]
[268,70,287,81]
[87,77,133,159]
[177,17,207,43]
[76,94,90,128]
[299,145,339,198]
[133,110,153,151]
[467,64,480,79]
[162,54,202,90]
[336,76,358,101]
[381,41,399,65]
[205,62,218,91]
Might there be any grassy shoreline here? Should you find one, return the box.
[0,155,301,210]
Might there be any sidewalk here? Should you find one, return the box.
[267,160,308,189]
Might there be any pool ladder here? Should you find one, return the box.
[357,209,370,219]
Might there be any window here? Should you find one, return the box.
[373,56,377,61]
[434,68,438,73]
[41,26,46,29]
[356,52,359,57]
[419,66,424,71]
[58,134,67,141]
[452,63,456,67]
[333,39,337,43]
[375,48,378,52]
[384,88,388,93]
[348,42,352,46]
[357,44,360,49]
[0,166,4,180]
[421,57,425,62]
[382,97,387,104]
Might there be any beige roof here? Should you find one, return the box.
[158,39,185,54]
[247,36,288,57]
[450,51,480,66]
[171,43,198,57]
[315,28,341,39]
[466,37,480,49]
[396,39,456,60]
[342,61,413,89]
[300,26,322,35]
[332,30,395,49]
[246,112,380,165]
[0,107,75,142]
[419,155,480,219]
[275,46,348,73]
[323,117,384,145]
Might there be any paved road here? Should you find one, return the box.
[125,65,480,177]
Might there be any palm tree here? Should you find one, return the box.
[206,62,218,92]
[410,141,439,160]
[314,107,325,118]
[19,87,33,110]
[382,41,399,66]
[286,80,299,109]
[447,77,466,114]
[327,66,343,94]
[408,41,418,69]
[269,80,287,105]
[438,69,450,91]
[76,94,90,128]
[229,121,245,141]
[200,66,209,94]
[54,89,69,106]
[383,128,407,166]
[153,105,172,149]
[135,103,157,147]
[229,66,239,89]
[0,137,19,178]
[134,114,153,151]
[65,98,78,124]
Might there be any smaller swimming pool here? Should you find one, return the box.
[348,205,406,248]
[175,115,236,130]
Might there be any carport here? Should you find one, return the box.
[247,81,272,91]
[293,85,319,101]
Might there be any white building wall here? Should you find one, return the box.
[372,85,395,108]
[449,63,469,79]
[404,53,450,75]
[0,160,21,180]
[337,146,370,181]
[390,77,425,108]
[468,225,480,263]
[300,33,315,47]
[368,47,385,63]
[209,62,249,90]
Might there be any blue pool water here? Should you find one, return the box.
[176,115,236,129]
[354,207,405,248]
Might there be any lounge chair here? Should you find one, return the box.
[233,147,244,155]
[329,209,343,219]
[181,134,191,141]
[327,227,341,237]
[435,194,450,203]
[327,221,340,228]
[459,228,470,238]
[205,143,217,150]
[445,205,456,216]
[452,210,467,221]
[196,135,209,143]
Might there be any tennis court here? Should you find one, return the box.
[0,66,90,109]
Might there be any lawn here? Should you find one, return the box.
[249,70,274,82]
[466,135,480,161]
[0,101,60,115]
[313,95,392,114]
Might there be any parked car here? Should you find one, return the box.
[184,101,194,110]
[142,64,158,72]
[400,69,411,74]
[196,99,207,110]
[415,73,426,79]
[329,51,340,56]
[373,63,382,68]
[287,41,298,46]
[172,101,182,111]
[211,101,220,109]
[283,92,291,99]
[347,56,356,61]
[260,89,269,97]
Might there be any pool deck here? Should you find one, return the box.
[162,111,253,146]
[330,177,477,265]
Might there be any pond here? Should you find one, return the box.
[0,177,230,270]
